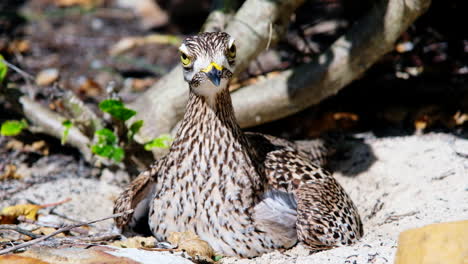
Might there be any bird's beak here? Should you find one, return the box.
[201,62,223,86]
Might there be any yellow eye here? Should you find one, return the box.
[180,52,191,66]
[227,43,236,59]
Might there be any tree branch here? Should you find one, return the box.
[232,0,431,128]
[19,96,93,161]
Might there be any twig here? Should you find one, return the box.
[77,233,121,243]
[0,209,133,255]
[1,59,35,82]
[382,211,419,225]
[17,216,89,235]
[0,225,40,239]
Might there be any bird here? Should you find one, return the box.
[113,32,363,258]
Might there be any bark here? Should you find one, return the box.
[232,0,431,128]
[20,96,93,161]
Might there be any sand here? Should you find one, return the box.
[2,132,467,263]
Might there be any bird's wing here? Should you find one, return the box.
[113,159,163,235]
[246,132,363,248]
[245,132,330,168]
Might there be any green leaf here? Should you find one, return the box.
[61,120,72,145]
[91,144,114,157]
[1,120,27,136]
[144,134,172,150]
[99,99,124,111]
[0,54,7,83]
[128,120,143,140]
[111,146,125,162]
[99,99,136,121]
[213,255,224,262]
[95,128,117,144]
[110,107,136,121]
[92,128,125,163]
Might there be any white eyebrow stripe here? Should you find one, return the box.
[228,37,235,48]
[179,43,190,55]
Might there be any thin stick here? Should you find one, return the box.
[0,225,40,239]
[0,209,133,255]
[1,59,35,82]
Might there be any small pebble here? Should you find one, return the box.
[36,68,59,86]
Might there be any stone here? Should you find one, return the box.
[394,220,468,264]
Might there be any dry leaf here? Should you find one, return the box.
[32,227,65,237]
[7,40,30,53]
[0,198,71,224]
[0,255,51,264]
[6,140,49,155]
[6,139,24,151]
[453,111,468,126]
[168,231,215,260]
[1,204,42,222]
[0,164,23,181]
[53,0,102,8]
[77,77,102,97]
[110,236,156,248]
[109,34,180,55]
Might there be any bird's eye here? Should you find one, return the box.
[227,43,236,59]
[180,52,191,66]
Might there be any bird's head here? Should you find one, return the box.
[178,32,236,98]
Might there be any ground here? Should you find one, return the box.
[1,132,466,263]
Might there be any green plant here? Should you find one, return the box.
[144,134,172,150]
[99,99,136,121]
[128,119,143,140]
[93,98,172,163]
[1,120,27,136]
[61,120,72,145]
[0,54,8,83]
[91,128,124,162]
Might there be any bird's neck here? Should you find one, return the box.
[174,87,246,147]
[169,86,264,192]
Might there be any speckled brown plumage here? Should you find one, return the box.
[114,32,363,257]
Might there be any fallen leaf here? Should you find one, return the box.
[53,0,102,8]
[7,39,30,54]
[0,204,42,224]
[5,139,24,150]
[168,231,215,261]
[0,255,51,264]
[0,164,23,181]
[0,198,71,224]
[116,0,169,29]
[77,77,102,97]
[32,227,65,237]
[453,111,468,126]
[110,236,156,248]
[109,34,181,55]
[6,140,49,155]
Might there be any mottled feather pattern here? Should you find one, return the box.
[113,32,363,257]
